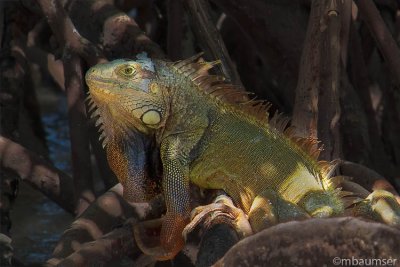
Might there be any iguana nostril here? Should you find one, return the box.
[85,68,96,81]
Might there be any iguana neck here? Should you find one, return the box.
[153,74,210,144]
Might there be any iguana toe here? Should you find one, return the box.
[183,195,253,241]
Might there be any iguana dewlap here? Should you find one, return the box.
[85,53,400,260]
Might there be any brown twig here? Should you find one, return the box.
[0,136,75,213]
[185,0,242,86]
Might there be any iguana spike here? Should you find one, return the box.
[172,55,289,131]
[172,52,222,81]
[328,175,347,189]
[172,53,204,70]
[269,111,290,132]
[85,95,93,103]
[86,95,97,111]
[99,130,107,140]
[185,60,221,78]
[342,196,363,208]
[95,117,103,127]
[283,126,296,138]
[199,75,225,90]
[337,190,355,198]
[318,160,331,174]
[289,135,320,161]
[101,139,108,148]
[91,109,100,118]
[325,160,340,178]
[182,64,202,77]
[309,147,322,159]
[98,131,108,148]
[88,102,97,113]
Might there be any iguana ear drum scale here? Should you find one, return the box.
[141,109,161,125]
[85,53,400,261]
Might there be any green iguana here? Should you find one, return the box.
[85,53,400,261]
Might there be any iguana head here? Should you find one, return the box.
[85,53,167,142]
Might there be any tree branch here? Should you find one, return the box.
[185,0,242,86]
[0,136,74,213]
[50,222,139,267]
[347,19,396,177]
[46,184,165,266]
[354,0,400,87]
[215,218,400,266]
[292,0,347,160]
[63,51,96,215]
[167,0,184,60]
[36,0,105,65]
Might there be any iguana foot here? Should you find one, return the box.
[133,213,187,261]
[182,195,253,240]
[353,189,400,227]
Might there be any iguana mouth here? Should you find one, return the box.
[86,76,115,92]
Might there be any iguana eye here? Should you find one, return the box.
[123,66,135,76]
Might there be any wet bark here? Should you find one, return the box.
[215,218,400,267]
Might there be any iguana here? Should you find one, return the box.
[85,53,400,261]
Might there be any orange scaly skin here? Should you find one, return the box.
[85,53,400,261]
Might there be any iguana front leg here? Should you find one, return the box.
[134,136,191,260]
[159,136,193,260]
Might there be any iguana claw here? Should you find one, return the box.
[183,195,253,241]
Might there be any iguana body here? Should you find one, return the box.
[85,53,400,260]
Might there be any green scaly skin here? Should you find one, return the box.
[85,53,400,261]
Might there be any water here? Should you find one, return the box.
[11,185,73,264]
[41,99,72,174]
